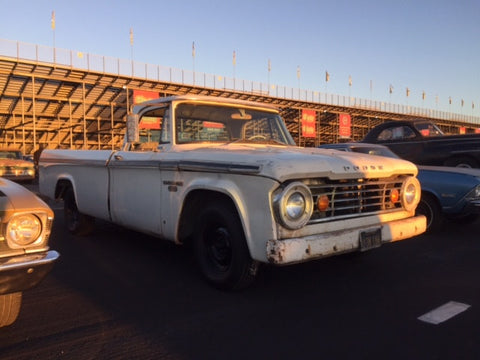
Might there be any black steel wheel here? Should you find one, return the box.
[63,187,95,236]
[194,200,258,290]
[415,192,443,232]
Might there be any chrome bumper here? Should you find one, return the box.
[0,250,59,295]
[266,215,426,265]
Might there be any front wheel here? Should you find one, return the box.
[0,293,22,328]
[415,193,443,232]
[63,187,95,236]
[193,200,259,291]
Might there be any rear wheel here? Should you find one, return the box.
[415,193,443,232]
[64,187,95,236]
[444,157,478,168]
[0,293,22,328]
[193,200,259,290]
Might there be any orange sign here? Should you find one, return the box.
[339,113,351,138]
[133,89,159,104]
[134,90,161,129]
[460,127,466,134]
[301,109,316,138]
[475,128,480,134]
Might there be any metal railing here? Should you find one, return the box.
[1,38,479,125]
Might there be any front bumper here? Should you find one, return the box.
[0,250,59,295]
[266,215,426,264]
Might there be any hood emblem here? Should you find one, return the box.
[343,165,384,172]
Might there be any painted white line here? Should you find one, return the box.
[418,301,470,325]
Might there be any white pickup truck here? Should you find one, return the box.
[39,95,426,290]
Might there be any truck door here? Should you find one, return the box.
[108,149,164,235]
[108,106,168,236]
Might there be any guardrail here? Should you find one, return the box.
[1,38,479,125]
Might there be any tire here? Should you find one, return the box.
[64,187,95,236]
[415,193,443,232]
[444,157,478,168]
[0,293,22,328]
[193,200,259,291]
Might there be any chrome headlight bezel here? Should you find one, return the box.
[273,182,313,230]
[5,212,46,249]
[401,176,421,212]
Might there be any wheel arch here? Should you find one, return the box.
[444,155,479,168]
[54,177,75,200]
[178,189,244,246]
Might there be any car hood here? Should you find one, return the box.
[0,178,51,213]
[0,159,34,168]
[173,143,418,182]
[418,165,480,177]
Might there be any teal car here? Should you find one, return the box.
[319,143,480,232]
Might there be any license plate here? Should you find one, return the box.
[359,228,382,251]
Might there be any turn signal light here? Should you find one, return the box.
[390,188,400,203]
[317,195,330,212]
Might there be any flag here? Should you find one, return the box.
[406,87,410,97]
[449,97,452,105]
[422,91,426,100]
[51,10,55,30]
[472,102,475,109]
[192,41,195,58]
[268,59,271,72]
[461,99,464,107]
[233,50,236,66]
[297,66,300,79]
[370,80,373,92]
[348,75,352,87]
[389,84,394,94]
[129,28,133,46]
[325,71,330,82]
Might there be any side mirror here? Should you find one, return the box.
[126,114,139,143]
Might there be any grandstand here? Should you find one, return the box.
[1,39,479,155]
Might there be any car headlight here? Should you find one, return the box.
[401,176,421,212]
[6,214,43,247]
[274,182,313,229]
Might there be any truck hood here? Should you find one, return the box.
[173,143,418,182]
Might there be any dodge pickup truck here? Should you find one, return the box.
[39,95,426,290]
[361,119,480,168]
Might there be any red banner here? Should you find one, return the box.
[460,127,466,134]
[475,128,480,134]
[134,90,161,129]
[133,89,159,104]
[301,109,316,138]
[339,113,351,138]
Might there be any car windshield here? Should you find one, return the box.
[0,151,22,159]
[413,122,444,137]
[174,103,295,146]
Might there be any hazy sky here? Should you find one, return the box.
[1,0,479,116]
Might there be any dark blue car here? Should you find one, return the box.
[319,143,480,232]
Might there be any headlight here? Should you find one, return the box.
[474,185,480,198]
[401,176,421,211]
[274,182,313,229]
[466,184,480,199]
[6,214,42,247]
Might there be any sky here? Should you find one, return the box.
[1,0,479,117]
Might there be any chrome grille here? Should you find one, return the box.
[308,176,405,224]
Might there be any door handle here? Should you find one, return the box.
[114,154,123,161]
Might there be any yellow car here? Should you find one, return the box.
[0,149,35,182]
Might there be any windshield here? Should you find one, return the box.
[413,121,444,137]
[174,103,295,145]
[0,151,22,160]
